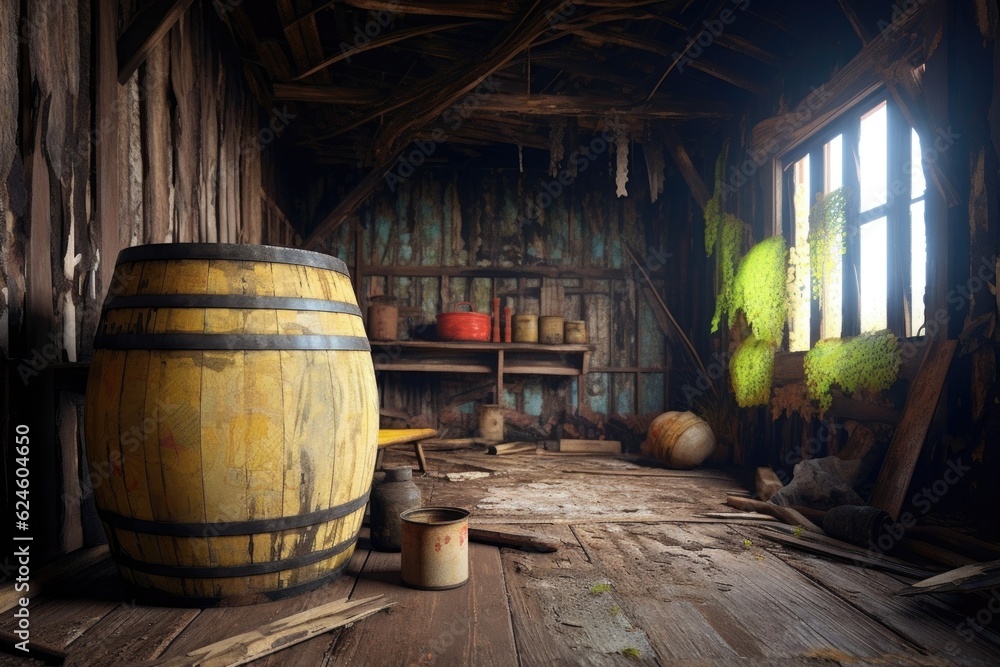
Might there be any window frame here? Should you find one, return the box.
[779,89,927,347]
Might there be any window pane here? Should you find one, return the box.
[821,135,844,339]
[910,200,927,335]
[860,217,888,333]
[859,102,888,212]
[911,129,926,197]
[789,156,811,352]
[825,135,844,192]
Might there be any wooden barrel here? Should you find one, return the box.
[640,411,716,470]
[83,243,379,606]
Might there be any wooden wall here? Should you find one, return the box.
[0,0,295,560]
[313,161,699,441]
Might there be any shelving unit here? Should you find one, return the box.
[370,340,593,408]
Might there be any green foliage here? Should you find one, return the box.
[729,236,788,346]
[730,336,776,408]
[804,330,902,414]
[710,214,744,333]
[621,648,642,659]
[705,142,729,257]
[590,582,613,595]
[807,187,848,301]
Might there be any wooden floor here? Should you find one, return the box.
[4,445,1000,666]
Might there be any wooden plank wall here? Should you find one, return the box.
[0,0,296,561]
[315,162,697,439]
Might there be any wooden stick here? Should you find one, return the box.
[870,339,957,519]
[468,527,560,552]
[623,244,716,396]
[897,559,1000,596]
[725,496,824,534]
[143,596,393,667]
[755,467,784,502]
[486,442,536,455]
[759,527,938,580]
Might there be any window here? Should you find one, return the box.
[783,94,927,350]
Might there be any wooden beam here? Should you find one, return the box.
[870,338,957,520]
[304,1,566,244]
[752,0,939,165]
[661,123,711,210]
[116,0,195,84]
[645,0,729,100]
[98,0,122,292]
[280,85,731,120]
[293,22,476,80]
[836,0,959,206]
[342,0,519,20]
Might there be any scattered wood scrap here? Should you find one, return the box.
[755,467,783,501]
[548,439,622,454]
[897,559,1000,596]
[870,339,957,520]
[142,595,393,667]
[486,442,537,455]
[758,525,939,580]
[469,527,560,552]
[725,496,824,534]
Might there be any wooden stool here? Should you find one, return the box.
[376,428,439,473]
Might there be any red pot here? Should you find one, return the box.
[437,302,492,342]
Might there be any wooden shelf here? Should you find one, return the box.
[370,340,594,410]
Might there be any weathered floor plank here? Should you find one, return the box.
[573,522,941,665]
[327,541,517,665]
[770,545,1000,667]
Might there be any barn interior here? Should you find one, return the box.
[2,0,1000,664]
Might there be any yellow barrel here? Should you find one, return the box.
[84,243,378,606]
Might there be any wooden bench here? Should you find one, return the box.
[376,428,439,473]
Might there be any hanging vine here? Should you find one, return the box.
[705,141,729,256]
[807,186,848,301]
[803,329,902,414]
[728,235,788,346]
[710,213,745,333]
[730,335,776,407]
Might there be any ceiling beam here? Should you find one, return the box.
[274,85,731,119]
[572,28,763,94]
[116,0,195,84]
[836,0,957,206]
[303,0,567,249]
[292,22,476,80]
[341,0,518,20]
[661,123,711,211]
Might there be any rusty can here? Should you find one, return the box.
[367,300,398,341]
[512,314,538,343]
[564,320,587,344]
[400,507,471,590]
[539,316,564,344]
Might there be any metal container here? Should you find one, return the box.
[367,300,398,341]
[539,315,564,344]
[400,507,471,590]
[564,320,587,344]
[478,403,503,443]
[369,467,422,552]
[436,302,492,342]
[822,505,892,548]
[512,314,538,343]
